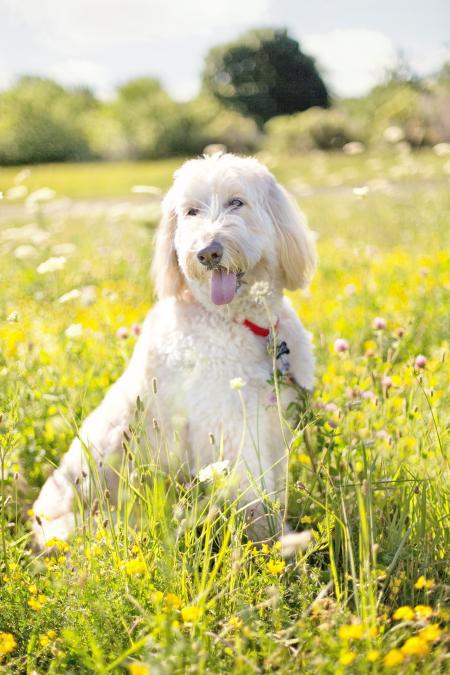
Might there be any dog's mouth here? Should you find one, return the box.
[210,267,244,305]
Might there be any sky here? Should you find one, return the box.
[0,0,449,100]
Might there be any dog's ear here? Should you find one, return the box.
[151,190,185,299]
[268,179,317,290]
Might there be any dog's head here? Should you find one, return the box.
[152,153,316,306]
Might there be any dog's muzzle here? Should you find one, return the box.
[197,241,223,269]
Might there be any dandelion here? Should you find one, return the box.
[383,649,404,667]
[414,605,433,618]
[266,559,285,575]
[339,623,364,640]
[279,530,312,557]
[418,624,442,642]
[393,605,415,621]
[181,605,202,623]
[230,377,246,390]
[339,650,356,665]
[414,355,427,369]
[414,575,433,589]
[366,649,379,662]
[125,559,146,575]
[401,636,430,657]
[127,664,150,675]
[334,338,349,353]
[198,460,230,483]
[37,256,67,274]
[249,281,271,301]
[165,593,182,609]
[63,324,83,341]
[0,633,17,656]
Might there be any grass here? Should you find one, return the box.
[0,150,449,673]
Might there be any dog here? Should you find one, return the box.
[32,153,316,546]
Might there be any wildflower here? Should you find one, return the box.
[249,280,271,301]
[125,559,146,575]
[165,593,182,609]
[29,584,38,595]
[339,650,356,665]
[198,460,230,483]
[393,606,415,621]
[266,559,285,575]
[0,632,17,655]
[15,244,36,259]
[364,340,377,357]
[228,616,243,630]
[414,575,433,590]
[334,338,349,353]
[419,624,442,642]
[373,316,386,330]
[6,185,27,200]
[45,537,69,552]
[353,186,369,197]
[230,377,246,390]
[279,531,312,557]
[414,605,433,618]
[383,126,404,143]
[117,326,128,339]
[128,664,150,675]
[28,595,48,611]
[64,323,83,339]
[366,649,380,662]
[37,256,67,274]
[414,355,427,369]
[401,636,430,657]
[181,605,202,623]
[132,324,141,336]
[58,289,81,304]
[26,187,56,205]
[343,141,365,156]
[384,649,404,667]
[339,623,364,640]
[7,311,19,322]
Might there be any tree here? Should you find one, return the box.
[202,28,330,125]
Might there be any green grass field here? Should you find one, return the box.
[0,151,449,673]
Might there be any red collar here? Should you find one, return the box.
[241,318,277,337]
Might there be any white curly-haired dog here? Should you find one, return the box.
[32,153,316,546]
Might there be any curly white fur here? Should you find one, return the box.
[32,153,316,546]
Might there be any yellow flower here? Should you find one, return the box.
[125,559,146,576]
[364,340,377,357]
[165,593,182,609]
[300,515,313,524]
[339,623,364,640]
[28,594,48,611]
[418,624,442,642]
[393,605,415,621]
[128,664,149,675]
[401,637,430,657]
[366,649,380,662]
[0,632,17,656]
[298,453,311,466]
[261,543,270,554]
[181,605,202,623]
[39,635,51,648]
[228,616,243,630]
[266,559,285,575]
[45,537,69,552]
[29,584,38,595]
[415,575,434,590]
[414,605,433,618]
[339,650,356,666]
[384,649,405,667]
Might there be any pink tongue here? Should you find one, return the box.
[211,269,237,305]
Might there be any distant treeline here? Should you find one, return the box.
[0,29,448,165]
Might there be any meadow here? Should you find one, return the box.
[0,149,449,673]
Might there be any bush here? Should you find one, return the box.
[0,77,94,165]
[264,107,363,153]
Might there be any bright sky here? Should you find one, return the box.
[1,0,449,99]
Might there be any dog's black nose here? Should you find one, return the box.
[197,241,223,267]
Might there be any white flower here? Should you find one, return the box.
[343,141,365,156]
[26,188,56,206]
[352,186,369,197]
[383,126,404,144]
[198,460,230,483]
[58,289,81,304]
[52,243,76,256]
[7,311,19,323]
[6,185,28,200]
[433,142,450,157]
[230,377,246,390]
[131,185,162,195]
[249,281,270,301]
[37,256,66,274]
[279,531,313,558]
[64,323,83,339]
[14,245,37,260]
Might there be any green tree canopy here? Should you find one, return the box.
[202,28,330,124]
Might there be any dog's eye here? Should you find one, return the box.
[229,198,244,209]
[186,207,199,217]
